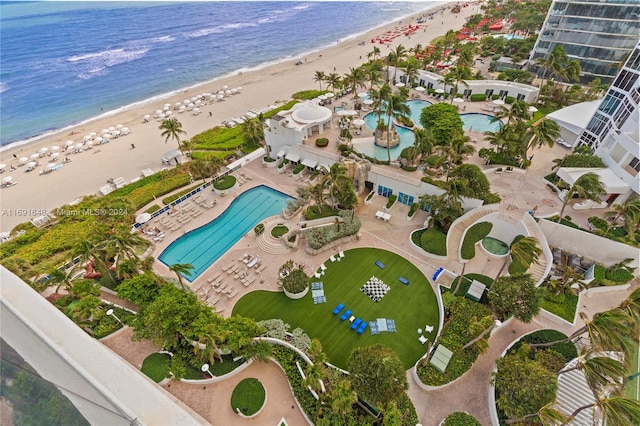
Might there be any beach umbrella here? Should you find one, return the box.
[0,164,5,171]
[363,99,374,105]
[75,143,84,149]
[395,82,406,88]
[337,109,358,116]
[325,92,334,98]
[352,119,365,127]
[65,140,75,147]
[18,157,28,163]
[143,114,150,121]
[85,141,93,148]
[357,92,369,98]
[155,110,163,115]
[30,153,40,160]
[528,106,538,113]
[112,130,121,137]
[102,132,111,139]
[435,88,445,94]
[230,89,237,95]
[165,110,172,116]
[121,127,129,134]
[415,86,426,92]
[51,153,60,159]
[224,90,232,95]
[174,102,182,108]
[83,135,92,141]
[51,146,60,152]
[46,163,56,170]
[317,95,327,101]
[116,124,123,129]
[236,86,242,91]
[195,100,202,105]
[222,85,229,89]
[217,94,224,100]
[453,97,464,103]
[94,136,103,143]
[27,161,37,168]
[493,99,505,105]
[89,132,97,137]
[108,126,116,132]
[2,176,13,184]
[38,147,48,154]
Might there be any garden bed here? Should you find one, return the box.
[231,378,266,416]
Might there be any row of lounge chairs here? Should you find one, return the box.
[192,194,216,208]
[333,304,368,334]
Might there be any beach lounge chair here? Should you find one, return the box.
[339,250,345,258]
[340,309,352,321]
[333,303,345,314]
[330,255,336,262]
[350,318,363,330]
[357,322,368,334]
[399,277,409,285]
[375,261,385,269]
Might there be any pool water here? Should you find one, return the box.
[461,113,503,133]
[357,112,415,160]
[159,185,292,281]
[482,237,509,256]
[407,99,432,123]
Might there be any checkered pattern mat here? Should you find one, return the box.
[369,318,396,335]
[360,276,390,302]
[311,281,323,290]
[311,286,326,304]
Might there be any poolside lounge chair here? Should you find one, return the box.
[330,255,336,262]
[340,309,352,321]
[375,211,384,219]
[350,318,363,330]
[247,258,259,268]
[333,303,345,314]
[356,322,368,334]
[375,261,385,269]
[314,272,321,279]
[339,250,345,258]
[320,264,327,272]
[399,277,409,285]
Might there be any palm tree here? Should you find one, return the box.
[193,330,224,365]
[159,117,187,152]
[608,198,640,236]
[363,63,382,89]
[169,263,194,290]
[525,118,560,158]
[380,90,410,162]
[328,377,357,416]
[188,158,222,182]
[535,45,568,88]
[493,100,531,126]
[321,163,351,209]
[448,67,469,104]
[387,44,408,83]
[557,346,628,391]
[563,395,640,426]
[403,57,421,88]
[47,266,77,294]
[242,118,266,148]
[506,402,568,425]
[438,74,455,100]
[242,339,273,363]
[313,70,326,90]
[558,172,605,223]
[325,72,342,94]
[369,82,392,124]
[494,236,541,280]
[617,287,640,331]
[367,46,381,61]
[343,66,366,100]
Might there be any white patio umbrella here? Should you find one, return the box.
[155,110,163,115]
[337,109,358,116]
[65,140,75,147]
[174,102,182,108]
[94,136,103,143]
[164,110,172,116]
[26,161,37,168]
[50,152,60,159]
[108,126,116,132]
[136,213,152,224]
[101,128,110,134]
[195,99,202,105]
[217,91,224,95]
[102,132,112,139]
[453,97,464,103]
[493,99,505,105]
[83,135,92,141]
[0,164,6,170]
[143,114,150,121]
[317,95,327,101]
[89,132,97,137]
[527,106,538,113]
[357,92,369,98]
[112,130,121,137]
[51,146,60,152]
[18,157,28,163]
[30,153,40,160]
[236,86,242,92]
[2,176,13,184]
[75,143,84,149]
[222,85,229,89]
[435,88,445,94]
[217,94,224,100]
[224,90,232,95]
[230,88,237,95]
[38,147,48,154]
[116,124,123,129]
[121,127,129,134]
[325,92,334,98]
[352,119,365,127]
[415,86,426,92]
[363,99,374,105]
[85,141,93,148]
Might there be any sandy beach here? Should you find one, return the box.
[0,2,478,233]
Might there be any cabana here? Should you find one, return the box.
[429,345,453,373]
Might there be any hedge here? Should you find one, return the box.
[315,138,329,147]
[504,96,515,104]
[213,175,236,190]
[386,194,397,209]
[263,156,276,162]
[538,287,578,322]
[306,211,361,250]
[162,183,201,205]
[292,164,305,175]
[461,222,493,260]
[470,94,487,102]
[110,169,191,210]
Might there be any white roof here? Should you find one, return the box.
[276,148,287,158]
[291,102,332,124]
[301,157,318,168]
[547,101,600,135]
[285,152,300,162]
[557,167,630,194]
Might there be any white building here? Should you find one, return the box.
[577,40,640,201]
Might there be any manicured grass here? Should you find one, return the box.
[304,205,338,220]
[420,227,447,256]
[461,222,492,260]
[233,248,439,369]
[213,175,236,190]
[271,225,289,238]
[231,378,266,416]
[625,338,640,401]
[209,354,245,376]
[141,353,170,382]
[538,288,578,322]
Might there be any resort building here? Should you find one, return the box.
[528,0,640,84]
[576,40,640,201]
[391,67,540,102]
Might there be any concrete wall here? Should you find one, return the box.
[482,212,528,245]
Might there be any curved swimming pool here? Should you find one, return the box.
[357,112,415,161]
[460,113,503,133]
[159,185,292,281]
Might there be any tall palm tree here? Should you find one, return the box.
[608,198,640,236]
[47,267,77,294]
[387,44,408,83]
[493,100,531,125]
[494,236,541,280]
[403,57,421,88]
[558,172,605,223]
[617,287,640,331]
[159,117,187,152]
[437,74,455,100]
[526,118,560,158]
[242,339,273,363]
[321,163,351,209]
[242,118,266,148]
[363,63,382,89]
[169,263,194,290]
[193,330,224,365]
[368,46,381,61]
[506,403,568,425]
[563,395,640,426]
[328,377,358,416]
[381,90,410,162]
[557,347,628,391]
[343,66,366,100]
[369,82,392,124]
[313,70,326,91]
[325,72,342,94]
[448,67,469,104]
[535,45,568,88]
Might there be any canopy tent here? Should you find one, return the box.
[301,158,318,168]
[285,152,300,163]
[429,345,453,373]
[547,100,600,136]
[556,167,630,194]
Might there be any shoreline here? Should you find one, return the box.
[0,2,448,152]
[0,1,478,233]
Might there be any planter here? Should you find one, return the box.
[364,191,375,206]
[283,286,309,300]
[384,195,398,211]
[262,157,280,168]
[213,176,237,196]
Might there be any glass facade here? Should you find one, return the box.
[530,0,640,83]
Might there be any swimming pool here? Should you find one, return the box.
[460,113,503,133]
[159,185,292,281]
[357,112,415,160]
[407,99,432,123]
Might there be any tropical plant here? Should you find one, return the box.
[168,262,194,290]
[313,70,326,91]
[608,198,640,236]
[557,173,605,223]
[526,118,560,158]
[387,44,408,83]
[380,87,410,163]
[535,45,569,88]
[563,395,640,426]
[159,117,187,152]
[494,236,541,280]
[343,66,366,100]
[489,274,540,322]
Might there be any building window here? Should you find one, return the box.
[628,48,640,71]
[485,89,494,98]
[585,112,610,137]
[613,70,640,93]
[516,94,525,100]
[398,193,414,206]
[498,90,508,98]
[630,157,640,172]
[377,185,392,198]
[598,90,625,115]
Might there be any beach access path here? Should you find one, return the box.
[0,2,478,233]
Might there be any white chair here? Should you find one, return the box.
[419,335,428,345]
[425,325,434,333]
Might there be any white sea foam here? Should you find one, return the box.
[0,82,7,94]
[68,48,149,80]
[186,21,258,38]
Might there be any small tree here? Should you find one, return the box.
[168,263,194,290]
[279,261,309,295]
[488,274,540,322]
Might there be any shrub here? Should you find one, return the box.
[504,96,515,104]
[254,223,265,235]
[141,353,170,382]
[397,115,413,127]
[386,194,397,209]
[315,137,329,147]
[292,90,327,100]
[263,156,276,162]
[281,267,309,294]
[401,165,418,172]
[470,93,487,102]
[304,204,338,221]
[306,210,362,250]
[461,222,493,260]
[519,329,577,362]
[271,225,289,238]
[443,412,481,426]
[408,203,419,217]
[162,183,201,205]
[538,287,578,322]
[145,204,161,214]
[292,164,305,175]
[230,378,266,416]
[271,345,319,418]
[491,94,500,100]
[213,175,236,190]
[605,266,634,283]
[278,159,289,169]
[419,227,447,256]
[366,191,374,201]
[258,319,290,339]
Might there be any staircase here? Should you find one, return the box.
[256,230,292,255]
[555,360,595,425]
[446,205,499,261]
[521,214,552,285]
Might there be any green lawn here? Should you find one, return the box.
[231,378,266,415]
[233,248,439,369]
[626,338,640,401]
[141,353,170,382]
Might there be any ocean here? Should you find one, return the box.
[0,1,443,149]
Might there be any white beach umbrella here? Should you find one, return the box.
[318,95,327,101]
[453,97,464,103]
[363,99,374,105]
[102,132,111,139]
[51,146,60,152]
[337,109,358,116]
[50,152,60,159]
[178,106,186,112]
[195,100,202,105]
[30,153,40,160]
[94,136,103,143]
[112,130,121,137]
[18,157,28,163]
[222,85,229,89]
[217,91,224,95]
[116,124,123,129]
[224,90,232,95]
[230,89,237,95]
[236,86,242,92]
[136,213,152,224]
[415,86,426,92]
[155,110,163,115]
[357,92,369,98]
[0,164,6,170]
[89,132,97,137]
[493,99,505,105]
[101,128,110,134]
[217,94,224,100]
[528,106,538,113]
[75,143,84,149]
[190,96,198,102]
[183,98,191,104]
[108,126,116,132]
[2,176,13,184]
[165,110,172,116]
[174,102,182,108]
[27,161,37,168]
[435,88,445,94]
[352,119,365,127]
[143,114,150,121]
[38,147,48,154]
[121,127,129,134]
[65,140,75,147]
[83,135,92,141]
[85,141,93,148]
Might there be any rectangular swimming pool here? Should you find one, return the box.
[159,185,292,281]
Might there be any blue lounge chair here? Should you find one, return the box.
[332,303,345,315]
[375,261,385,269]
[350,318,362,330]
[399,277,409,285]
[340,309,352,321]
[357,321,368,334]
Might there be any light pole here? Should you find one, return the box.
[201,363,214,378]
[106,309,124,326]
